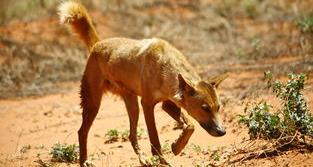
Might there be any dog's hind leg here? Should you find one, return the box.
[162,100,194,155]
[122,93,148,165]
[78,55,105,167]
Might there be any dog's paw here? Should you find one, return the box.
[138,153,149,166]
[171,142,181,156]
[159,157,173,167]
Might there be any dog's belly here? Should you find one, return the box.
[96,53,143,96]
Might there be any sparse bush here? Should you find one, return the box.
[50,143,79,163]
[148,155,162,167]
[222,72,313,165]
[297,16,313,55]
[105,128,146,143]
[136,128,145,138]
[121,129,130,142]
[190,143,202,154]
[239,102,281,139]
[161,141,171,154]
[240,72,313,141]
[105,129,119,143]
[251,38,264,53]
[195,164,212,167]
[234,47,246,58]
[210,150,220,161]
[242,0,258,18]
[20,144,31,154]
[297,16,313,33]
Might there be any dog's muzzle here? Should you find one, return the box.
[200,122,226,137]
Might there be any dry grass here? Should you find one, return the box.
[0,0,312,98]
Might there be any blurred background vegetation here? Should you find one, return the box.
[0,0,312,98]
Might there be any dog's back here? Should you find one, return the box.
[90,37,200,101]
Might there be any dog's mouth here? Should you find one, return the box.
[200,123,226,137]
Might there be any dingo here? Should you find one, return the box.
[58,1,228,166]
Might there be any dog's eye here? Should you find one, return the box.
[201,104,211,112]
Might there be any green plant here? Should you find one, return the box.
[251,38,263,52]
[210,150,220,161]
[234,47,246,58]
[242,0,258,18]
[112,128,145,142]
[195,164,212,167]
[136,128,145,138]
[105,129,119,143]
[297,16,313,33]
[20,144,31,153]
[161,141,171,154]
[240,72,313,141]
[239,102,281,139]
[190,143,202,154]
[149,155,161,167]
[50,143,79,163]
[121,129,130,141]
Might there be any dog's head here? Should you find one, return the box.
[174,74,228,137]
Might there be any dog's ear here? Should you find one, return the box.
[174,74,195,101]
[176,74,196,98]
[207,73,228,88]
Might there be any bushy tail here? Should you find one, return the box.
[58,1,100,51]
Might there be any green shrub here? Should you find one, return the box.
[161,141,171,154]
[195,164,213,167]
[210,150,220,161]
[148,155,161,167]
[121,129,130,141]
[105,128,146,143]
[297,16,313,33]
[50,143,79,163]
[190,143,202,154]
[240,72,313,140]
[105,129,119,143]
[20,144,31,154]
[240,102,281,139]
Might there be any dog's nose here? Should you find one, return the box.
[217,129,226,136]
[216,126,226,136]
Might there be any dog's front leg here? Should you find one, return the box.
[141,99,161,155]
[162,101,195,155]
[122,93,148,165]
[162,100,184,130]
[141,99,172,166]
[171,114,194,155]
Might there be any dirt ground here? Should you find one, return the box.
[0,78,312,167]
[0,0,313,167]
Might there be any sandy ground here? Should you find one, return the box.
[0,82,240,167]
[0,78,312,167]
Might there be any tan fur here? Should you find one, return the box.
[58,1,228,166]
[58,1,99,51]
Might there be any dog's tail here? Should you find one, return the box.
[58,1,100,51]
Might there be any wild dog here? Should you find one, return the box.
[58,1,228,166]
